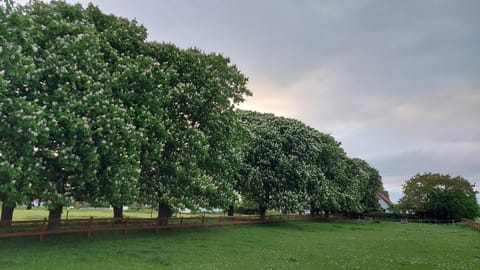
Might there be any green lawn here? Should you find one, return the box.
[0,221,478,269]
[12,206,157,220]
[11,206,225,220]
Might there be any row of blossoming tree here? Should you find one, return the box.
[0,1,384,227]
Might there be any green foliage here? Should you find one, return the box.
[1,1,250,218]
[349,158,383,212]
[236,111,387,215]
[238,111,368,214]
[426,187,479,220]
[0,1,46,207]
[238,111,314,213]
[0,1,145,210]
[399,173,479,219]
[1,0,383,222]
[134,43,250,213]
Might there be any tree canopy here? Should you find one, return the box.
[348,158,383,212]
[0,1,250,224]
[237,111,381,218]
[1,0,386,226]
[398,173,479,219]
[138,43,250,220]
[0,1,147,224]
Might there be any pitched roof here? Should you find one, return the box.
[377,192,394,207]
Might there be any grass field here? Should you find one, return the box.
[11,206,225,220]
[0,220,478,269]
[12,206,158,220]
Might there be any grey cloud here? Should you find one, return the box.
[371,143,480,177]
[52,1,479,90]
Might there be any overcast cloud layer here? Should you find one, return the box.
[15,0,480,202]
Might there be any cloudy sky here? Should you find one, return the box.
[16,0,480,202]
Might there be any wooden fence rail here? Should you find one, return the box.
[461,218,480,232]
[0,214,319,240]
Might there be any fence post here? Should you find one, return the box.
[180,217,184,230]
[39,218,47,241]
[219,215,222,226]
[201,216,205,227]
[87,217,93,239]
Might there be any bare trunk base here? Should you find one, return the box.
[1,201,15,226]
[48,207,63,230]
[158,202,170,226]
[259,206,267,221]
[227,205,234,216]
[113,205,123,219]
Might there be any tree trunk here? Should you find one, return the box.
[1,201,15,226]
[113,205,123,219]
[259,206,267,221]
[47,206,63,230]
[158,202,170,226]
[227,205,234,216]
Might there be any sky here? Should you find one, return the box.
[15,0,480,202]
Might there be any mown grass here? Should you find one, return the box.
[12,206,156,220]
[0,220,478,269]
[12,206,225,220]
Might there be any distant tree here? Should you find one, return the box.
[309,135,364,215]
[307,133,346,215]
[398,173,479,220]
[349,158,383,212]
[238,111,346,219]
[237,111,380,218]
